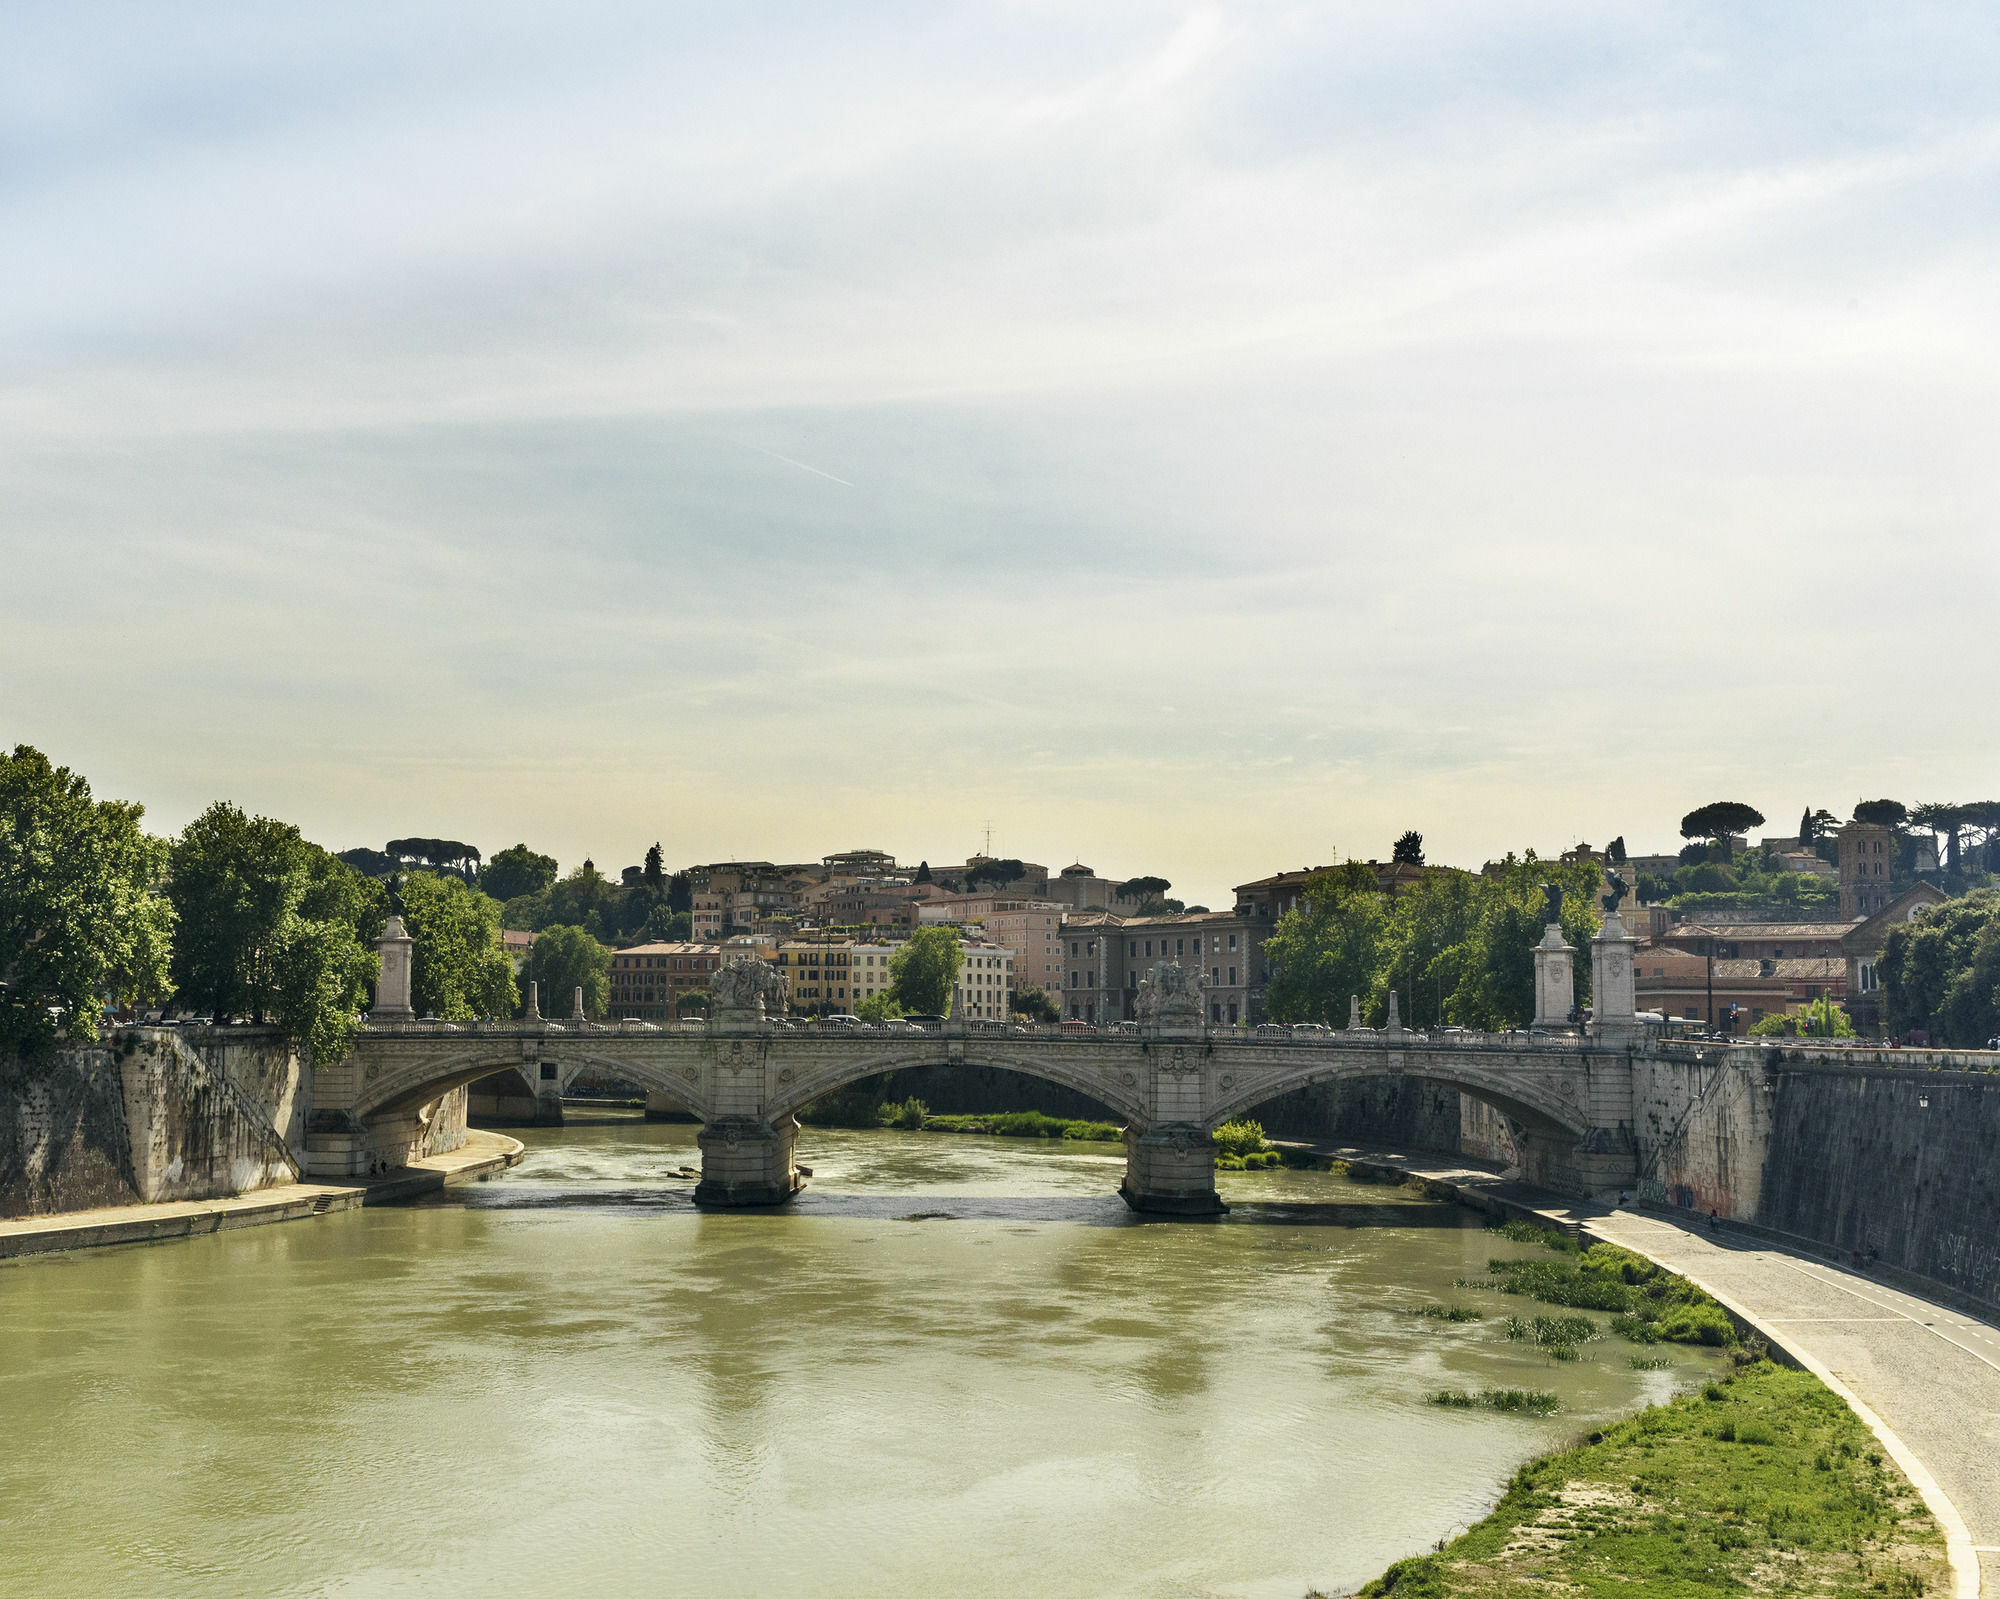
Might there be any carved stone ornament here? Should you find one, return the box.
[725,1127,742,1150]
[1219,1073,1235,1089]
[1134,961,1205,1024]
[365,1062,380,1082]
[777,1067,794,1086]
[1170,1130,1191,1156]
[1160,1046,1199,1076]
[681,1066,698,1082]
[711,959,787,1016]
[1121,1071,1136,1086]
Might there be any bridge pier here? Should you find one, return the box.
[1120,1125,1226,1215]
[693,1115,803,1207]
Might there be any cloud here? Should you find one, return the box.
[2,2,1997,900]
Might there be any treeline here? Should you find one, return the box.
[1263,854,1605,1030]
[1878,889,2000,1046]
[0,745,641,1067]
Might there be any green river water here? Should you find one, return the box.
[0,1118,1721,1599]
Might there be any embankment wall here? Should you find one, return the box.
[1633,1051,2000,1315]
[2,1030,304,1217]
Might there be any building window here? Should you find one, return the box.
[1229,967,1236,985]
[1228,934,1237,950]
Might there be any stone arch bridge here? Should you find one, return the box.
[311,1012,1640,1214]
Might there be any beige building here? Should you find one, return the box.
[607,942,723,1021]
[913,894,1065,1001]
[775,931,1012,1018]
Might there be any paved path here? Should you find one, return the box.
[0,1129,524,1259]
[1587,1207,1995,1599]
[1276,1140,1996,1599]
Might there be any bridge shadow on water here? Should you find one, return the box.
[441,1186,1476,1229]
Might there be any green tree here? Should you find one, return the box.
[676,988,711,1018]
[1115,875,1171,905]
[481,843,557,903]
[667,870,693,914]
[520,923,609,1019]
[1852,799,1908,829]
[401,872,516,1020]
[0,746,175,1058]
[855,990,906,1022]
[964,858,1026,892]
[1443,854,1602,1030]
[914,861,932,884]
[1010,982,1060,1024]
[1392,830,1425,866]
[890,926,963,1015]
[1376,867,1480,1028]
[641,904,693,942]
[1607,836,1626,865]
[1679,802,1765,854]
[1263,861,1389,1025]
[642,843,666,897]
[1878,891,2000,1045]
[167,803,379,1061]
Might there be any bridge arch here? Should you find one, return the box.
[353,1047,710,1126]
[766,1047,1148,1129]
[1203,1057,1588,1140]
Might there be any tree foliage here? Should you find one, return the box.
[387,836,482,880]
[400,872,516,1020]
[0,746,176,1058]
[889,926,964,1015]
[1852,799,1908,829]
[1878,891,2000,1046]
[1392,830,1425,866]
[964,857,1027,892]
[1264,854,1602,1031]
[167,802,381,1062]
[855,990,906,1022]
[1115,875,1171,903]
[1010,982,1060,1024]
[1679,802,1765,845]
[481,843,557,903]
[641,904,693,943]
[520,923,609,1019]
[642,843,666,896]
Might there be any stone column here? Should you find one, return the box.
[1532,924,1576,1028]
[370,916,416,1022]
[1120,1125,1225,1215]
[1590,909,1641,1046]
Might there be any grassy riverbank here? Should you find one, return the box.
[1343,1360,1948,1599]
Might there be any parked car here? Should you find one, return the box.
[1291,1022,1333,1038]
[1059,1019,1094,1035]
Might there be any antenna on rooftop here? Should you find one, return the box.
[983,819,993,855]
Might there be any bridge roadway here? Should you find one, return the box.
[311,1013,1642,1213]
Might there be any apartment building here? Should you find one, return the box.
[775,932,1012,1018]
[607,942,723,1022]
[912,893,1065,999]
[1060,908,1267,1027]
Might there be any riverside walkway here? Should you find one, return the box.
[0,1129,523,1259]
[1299,1141,1996,1599]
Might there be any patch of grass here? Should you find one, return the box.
[1413,1304,1485,1323]
[1215,1149,1284,1170]
[876,1095,928,1130]
[1388,1362,1946,1598]
[1428,1388,1562,1416]
[1487,1242,1740,1347]
[1211,1119,1267,1159]
[1486,1216,1579,1251]
[1628,1355,1673,1370]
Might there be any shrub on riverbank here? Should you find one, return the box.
[921,1111,1121,1141]
[1372,1363,1947,1599]
[1486,1239,1739,1347]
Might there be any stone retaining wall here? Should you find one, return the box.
[2,1031,303,1217]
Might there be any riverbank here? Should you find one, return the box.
[1302,1139,1993,1599]
[1346,1358,1951,1599]
[0,1128,524,1259]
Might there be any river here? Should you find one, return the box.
[0,1116,1720,1598]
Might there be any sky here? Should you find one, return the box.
[4,2,1998,907]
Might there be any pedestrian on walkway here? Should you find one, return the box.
[1708,1209,1719,1234]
